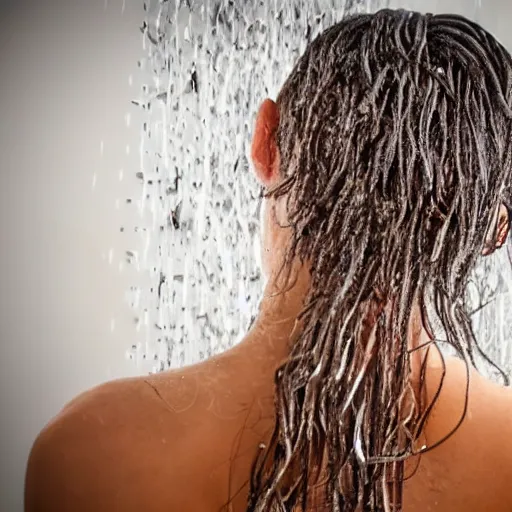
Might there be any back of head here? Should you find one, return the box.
[247,9,512,512]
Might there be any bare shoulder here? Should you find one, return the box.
[425,356,512,442]
[404,356,512,510]
[24,372,210,512]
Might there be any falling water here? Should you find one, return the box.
[124,0,512,383]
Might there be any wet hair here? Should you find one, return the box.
[246,9,512,512]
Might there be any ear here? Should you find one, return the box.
[251,99,280,187]
[482,203,510,255]
[496,203,510,248]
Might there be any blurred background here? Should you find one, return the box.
[1,0,511,510]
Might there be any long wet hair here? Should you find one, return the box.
[246,9,512,512]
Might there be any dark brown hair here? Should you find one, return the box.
[246,9,512,511]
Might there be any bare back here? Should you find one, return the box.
[25,351,512,512]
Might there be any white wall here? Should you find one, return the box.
[1,0,512,511]
[0,1,145,510]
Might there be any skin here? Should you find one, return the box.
[25,99,512,512]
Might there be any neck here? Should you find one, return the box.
[234,266,442,387]
[236,266,309,365]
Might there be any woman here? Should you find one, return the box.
[26,9,512,512]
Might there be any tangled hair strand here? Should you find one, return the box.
[246,9,512,512]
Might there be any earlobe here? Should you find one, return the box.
[251,99,280,186]
[497,203,510,248]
